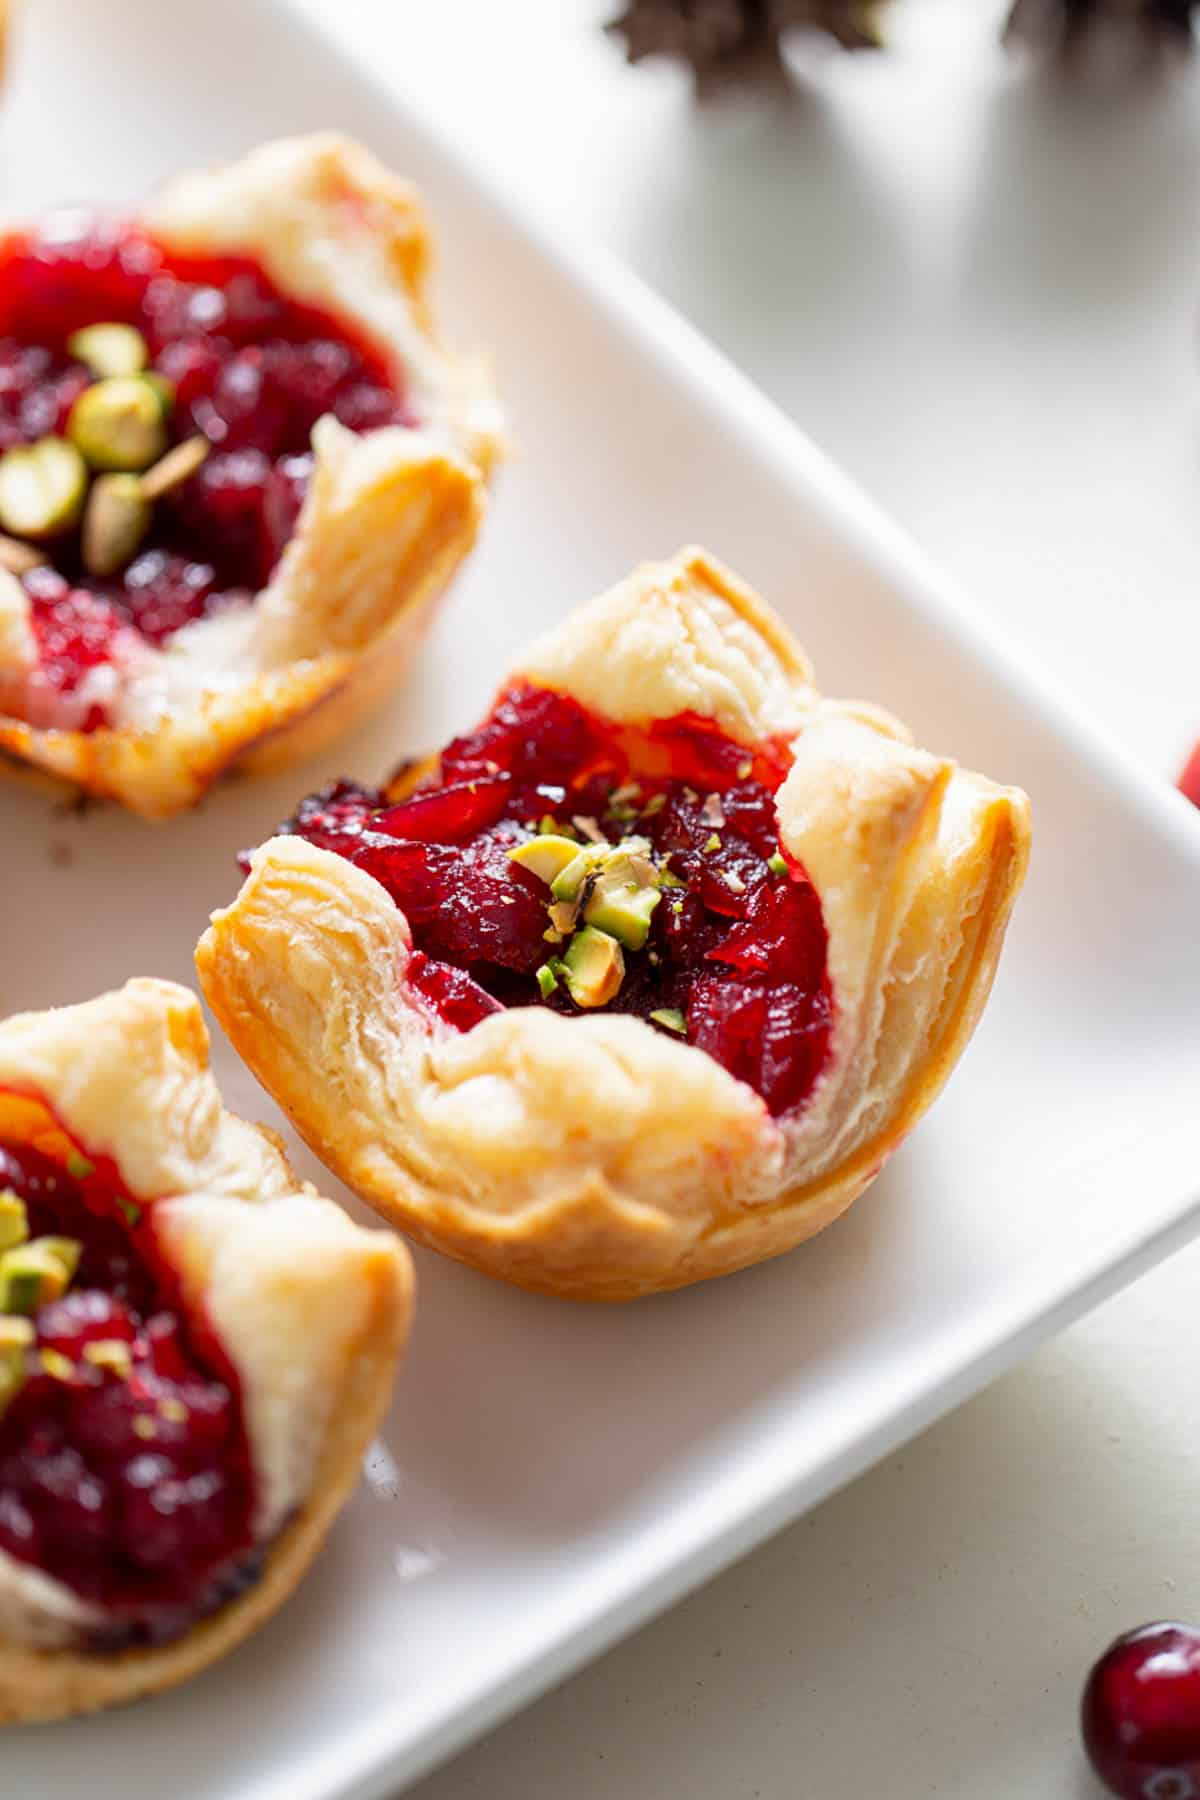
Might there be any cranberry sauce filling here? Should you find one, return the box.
[271,683,833,1117]
[0,1137,257,1647]
[0,218,412,729]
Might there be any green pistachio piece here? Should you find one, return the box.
[0,1235,81,1313]
[66,1152,95,1180]
[562,926,625,1010]
[703,833,722,854]
[66,322,149,379]
[0,1191,27,1254]
[767,851,789,877]
[509,835,584,888]
[0,1316,32,1415]
[141,372,176,418]
[67,376,168,471]
[583,859,662,952]
[82,472,152,577]
[535,962,559,1000]
[82,1337,133,1379]
[0,532,48,575]
[549,848,595,904]
[650,1008,687,1035]
[139,434,208,501]
[0,437,87,540]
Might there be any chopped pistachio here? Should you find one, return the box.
[550,849,595,904]
[67,322,149,379]
[0,532,48,575]
[535,962,559,1000]
[0,437,87,539]
[0,1191,27,1254]
[39,1347,76,1383]
[82,472,152,576]
[0,1317,32,1415]
[658,865,684,890]
[66,1152,95,1180]
[562,926,625,1009]
[139,433,209,501]
[537,813,572,837]
[736,758,754,779]
[642,792,667,816]
[158,1396,188,1424]
[141,372,175,418]
[548,900,578,936]
[609,783,642,808]
[82,1338,133,1379]
[583,853,662,951]
[508,834,583,887]
[0,1317,32,1353]
[67,375,168,471]
[671,898,684,915]
[650,1008,687,1035]
[0,1236,81,1312]
[767,851,789,877]
[132,1413,158,1440]
[703,833,722,854]
[115,1196,142,1227]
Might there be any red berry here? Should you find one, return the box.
[1179,744,1200,811]
[1083,1623,1200,1799]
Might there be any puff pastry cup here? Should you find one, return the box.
[0,978,412,1723]
[0,132,501,818]
[197,548,1031,1302]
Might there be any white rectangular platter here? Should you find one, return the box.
[5,3,1200,1796]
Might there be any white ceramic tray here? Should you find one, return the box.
[6,2,1200,1795]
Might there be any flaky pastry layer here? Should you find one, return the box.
[0,133,502,818]
[0,978,413,1720]
[197,548,1031,1301]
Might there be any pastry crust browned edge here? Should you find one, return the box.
[0,133,502,819]
[197,547,1032,1301]
[0,980,414,1720]
[0,1257,405,1724]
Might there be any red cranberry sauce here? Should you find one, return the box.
[0,218,412,725]
[273,683,833,1118]
[0,1135,258,1647]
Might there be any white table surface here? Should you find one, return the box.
[291,2,1200,1793]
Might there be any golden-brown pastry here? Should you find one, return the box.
[197,547,1031,1302]
[0,132,501,818]
[0,978,412,1722]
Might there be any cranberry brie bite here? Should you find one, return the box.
[0,979,412,1722]
[197,549,1031,1302]
[0,133,500,818]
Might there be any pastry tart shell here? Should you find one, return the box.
[0,133,501,819]
[0,978,413,1719]
[197,548,1032,1301]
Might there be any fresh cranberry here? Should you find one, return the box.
[1083,1624,1200,1799]
[0,1138,256,1639]
[273,684,834,1116]
[1179,744,1200,812]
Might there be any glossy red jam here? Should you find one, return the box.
[273,683,833,1117]
[0,218,411,730]
[0,1138,257,1648]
